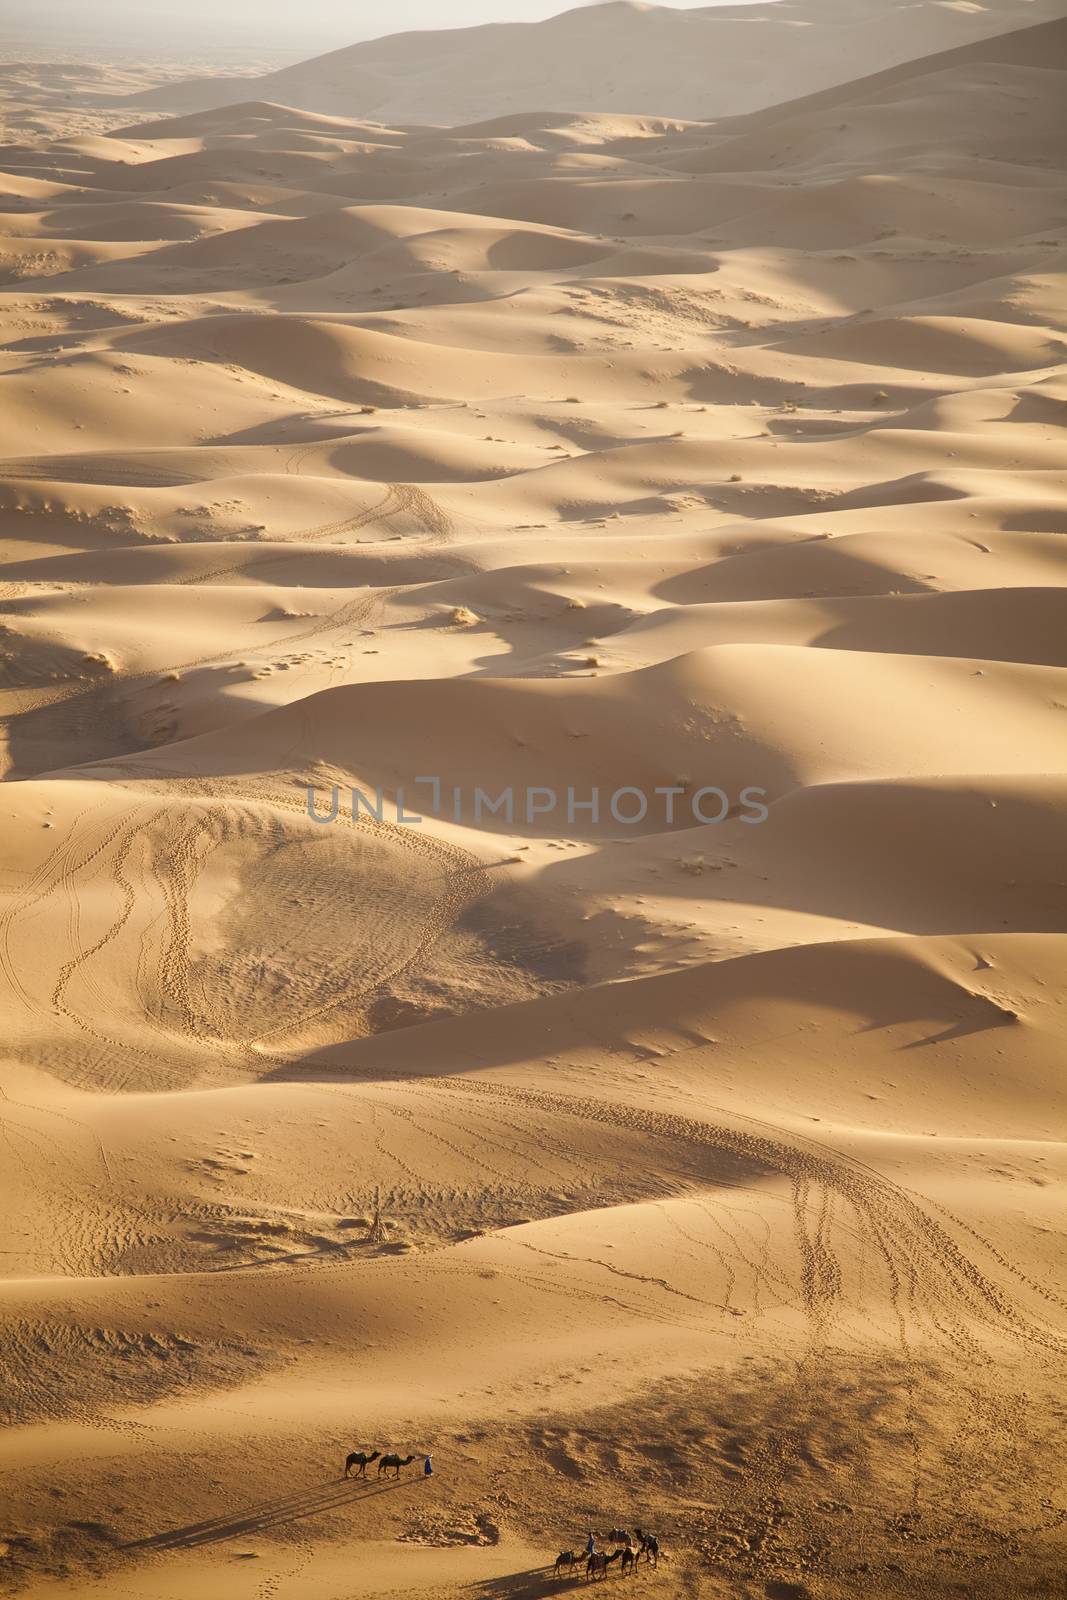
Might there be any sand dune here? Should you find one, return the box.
[118,1,1067,124]
[0,10,1065,1600]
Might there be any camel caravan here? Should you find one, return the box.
[342,1450,661,1579]
[555,1527,661,1579]
[343,1449,427,1480]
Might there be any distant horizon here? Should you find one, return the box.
[0,0,769,63]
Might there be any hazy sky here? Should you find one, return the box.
[5,1,749,59]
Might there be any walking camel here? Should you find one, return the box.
[554,1550,580,1575]
[634,1528,660,1566]
[378,1453,418,1478]
[586,1550,622,1579]
[344,1450,380,1478]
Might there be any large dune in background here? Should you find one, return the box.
[0,9,1065,1599]
[116,0,1067,124]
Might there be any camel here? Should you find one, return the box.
[378,1453,417,1478]
[634,1528,659,1566]
[344,1450,380,1478]
[607,1528,633,1548]
[586,1550,621,1580]
[618,1548,636,1577]
[554,1549,580,1575]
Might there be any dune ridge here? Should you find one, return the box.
[116,0,1067,124]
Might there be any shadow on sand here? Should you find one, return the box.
[122,1475,413,1552]
[464,1569,577,1599]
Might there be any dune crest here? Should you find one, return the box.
[119,0,1067,123]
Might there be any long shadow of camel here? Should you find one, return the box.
[465,1568,570,1599]
[123,1476,412,1552]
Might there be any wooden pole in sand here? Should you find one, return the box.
[369,1185,385,1244]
